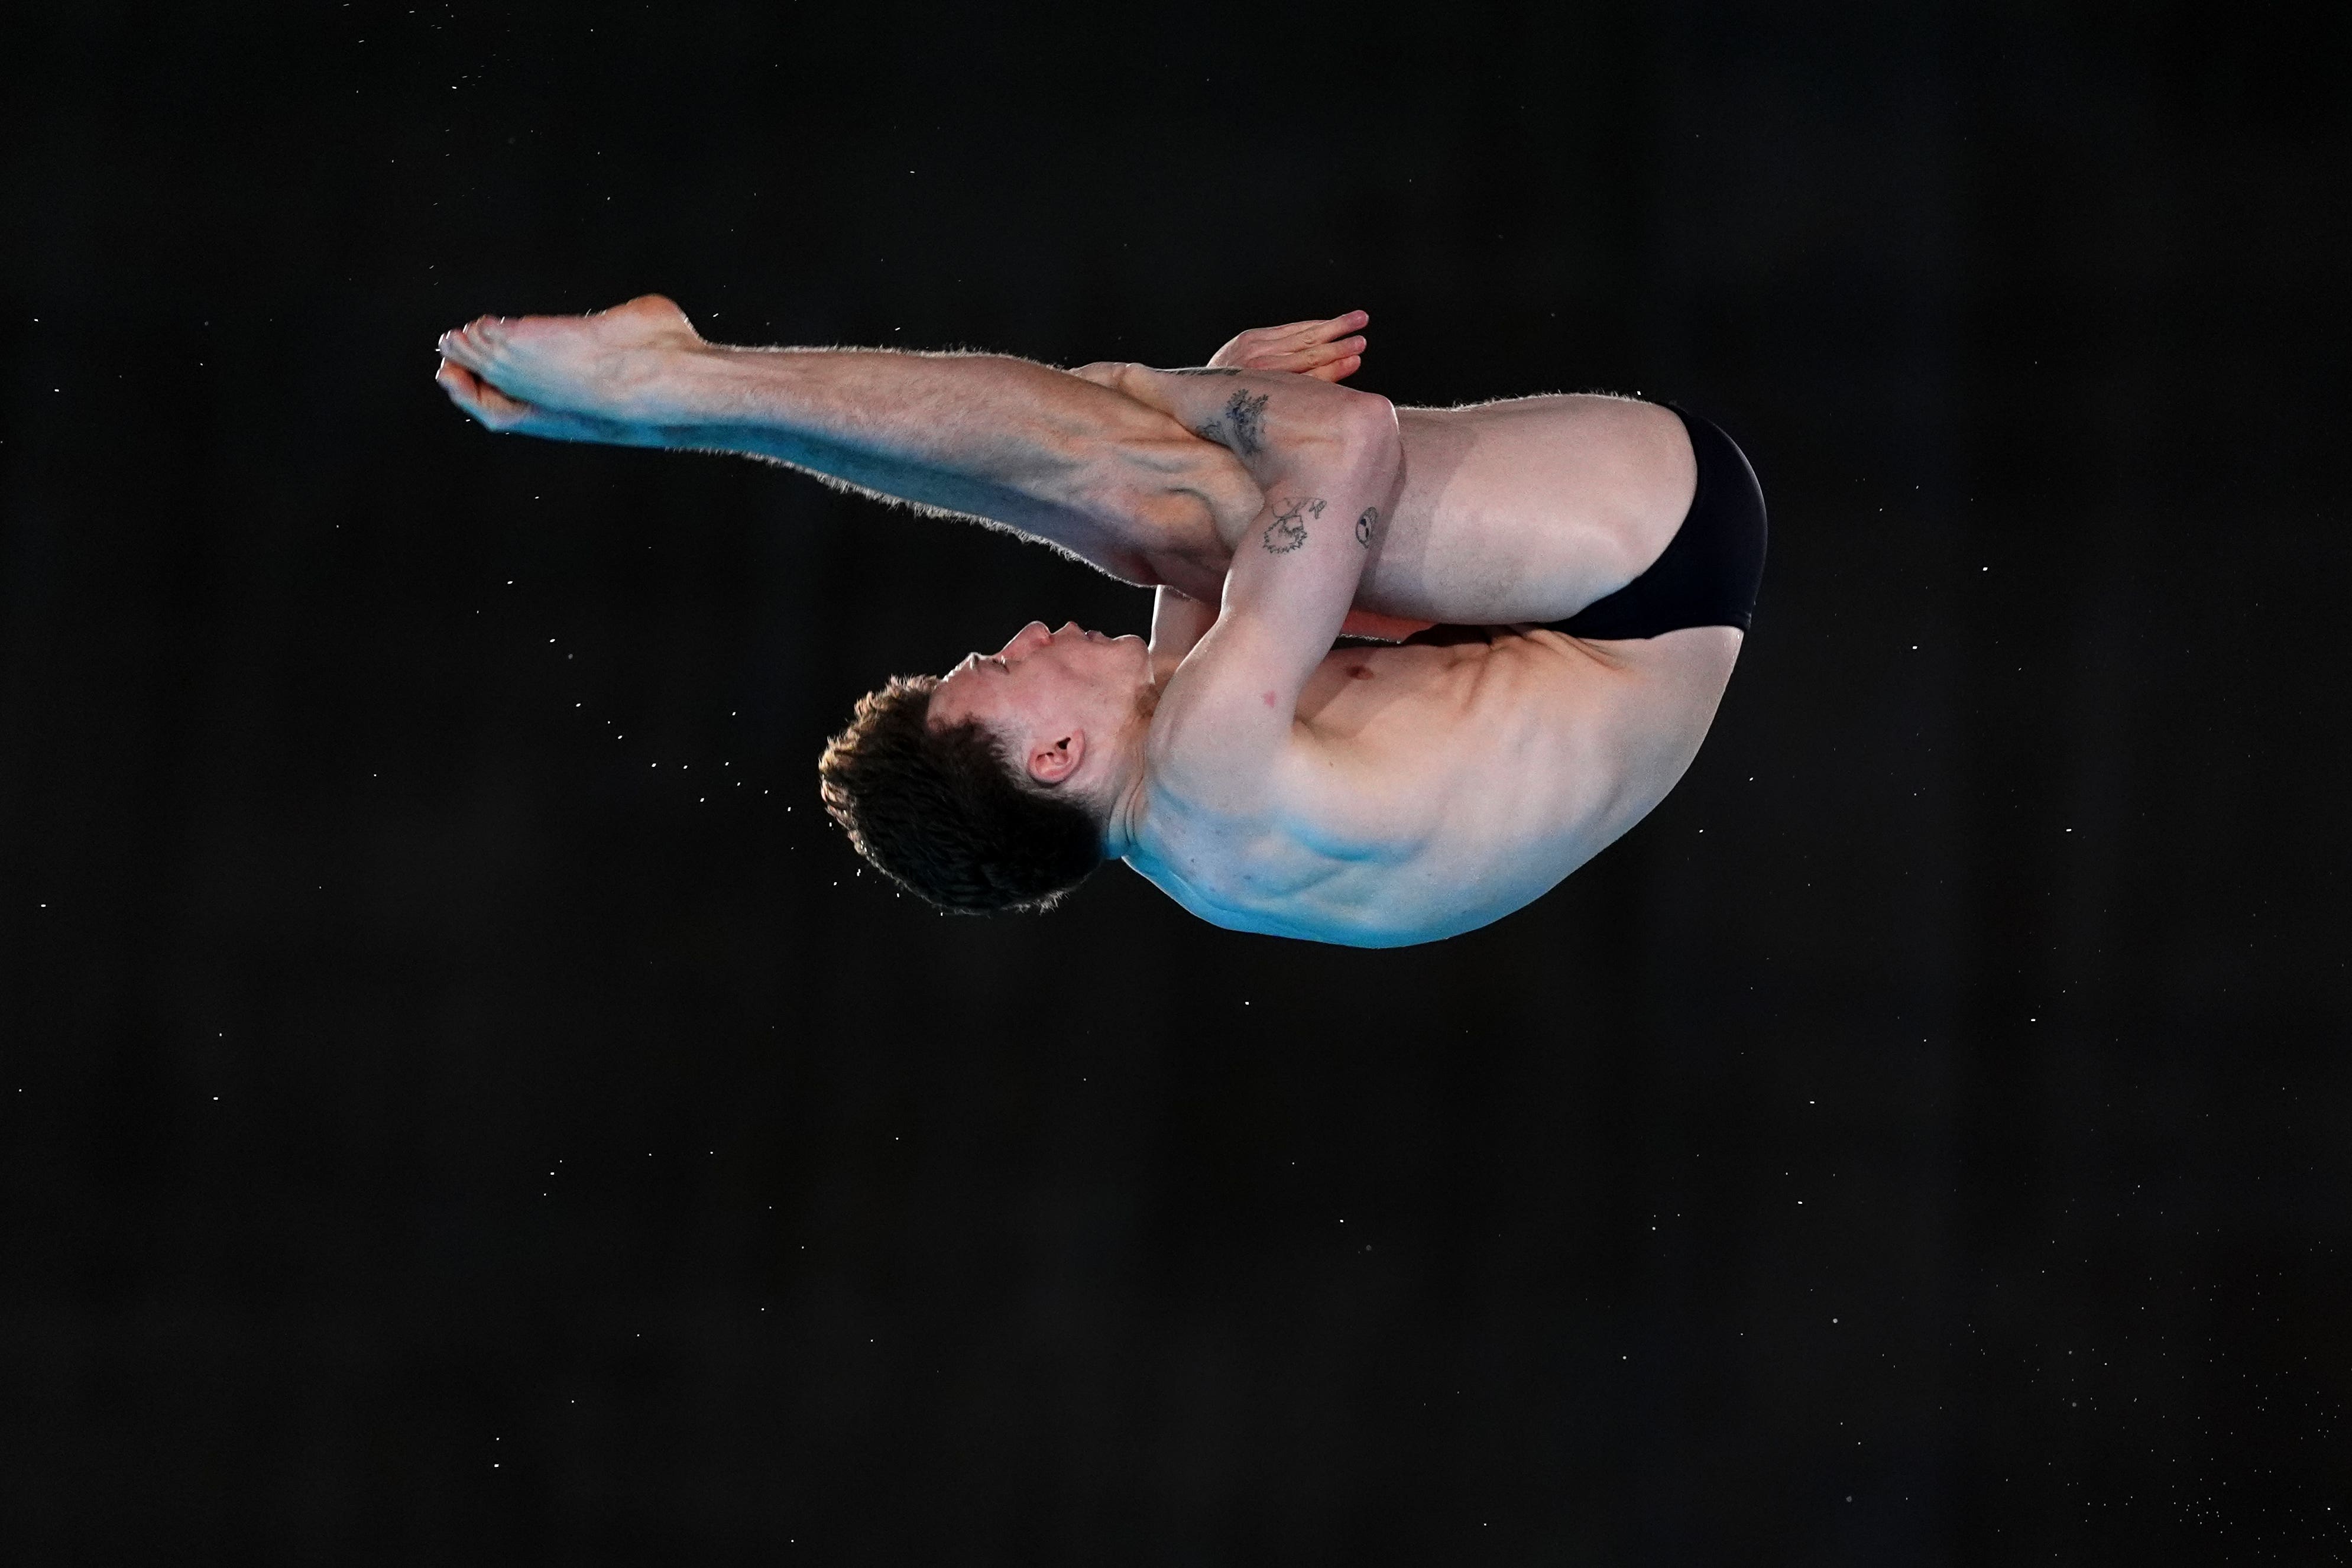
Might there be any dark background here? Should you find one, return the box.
[3,1,2345,1561]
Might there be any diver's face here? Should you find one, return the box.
[927,621,1153,740]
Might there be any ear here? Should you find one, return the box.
[1026,728,1086,786]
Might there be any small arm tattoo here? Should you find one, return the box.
[1356,506,1378,547]
[1264,496,1324,553]
[1222,388,1269,457]
[1169,367,1242,375]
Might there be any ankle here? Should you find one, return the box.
[608,341,722,427]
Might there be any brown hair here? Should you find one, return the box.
[817,675,1106,913]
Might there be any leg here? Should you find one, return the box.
[1365,394,1697,625]
[435,297,1262,598]
[1106,373,1698,628]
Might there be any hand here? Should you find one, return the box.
[1206,310,1369,383]
[434,294,704,438]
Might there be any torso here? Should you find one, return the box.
[1126,391,1739,947]
[1126,622,1743,947]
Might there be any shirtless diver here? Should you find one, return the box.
[434,297,1765,948]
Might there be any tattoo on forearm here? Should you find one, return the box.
[1170,367,1241,375]
[1264,496,1324,554]
[1222,388,1269,456]
[1356,506,1378,547]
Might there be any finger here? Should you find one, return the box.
[1281,310,1369,346]
[1252,336,1366,372]
[1301,334,1368,362]
[1307,354,1361,383]
[1261,310,1368,344]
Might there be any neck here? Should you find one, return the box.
[1097,738,1151,862]
[1099,665,1171,861]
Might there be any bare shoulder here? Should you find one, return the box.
[1125,690,1388,927]
[1122,764,1324,931]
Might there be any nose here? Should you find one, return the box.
[997,621,1054,660]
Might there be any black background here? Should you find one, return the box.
[4,1,2347,1562]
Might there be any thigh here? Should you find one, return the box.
[1360,394,1697,625]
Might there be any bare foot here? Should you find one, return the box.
[435,294,704,435]
[433,358,641,443]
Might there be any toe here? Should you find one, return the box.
[436,357,492,413]
[435,358,530,429]
[438,329,490,373]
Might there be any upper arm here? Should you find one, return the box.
[1149,585,1220,662]
[1198,378,1401,689]
[1145,377,1401,810]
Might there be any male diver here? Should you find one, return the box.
[435,297,1763,947]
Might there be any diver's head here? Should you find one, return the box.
[817,621,1154,912]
